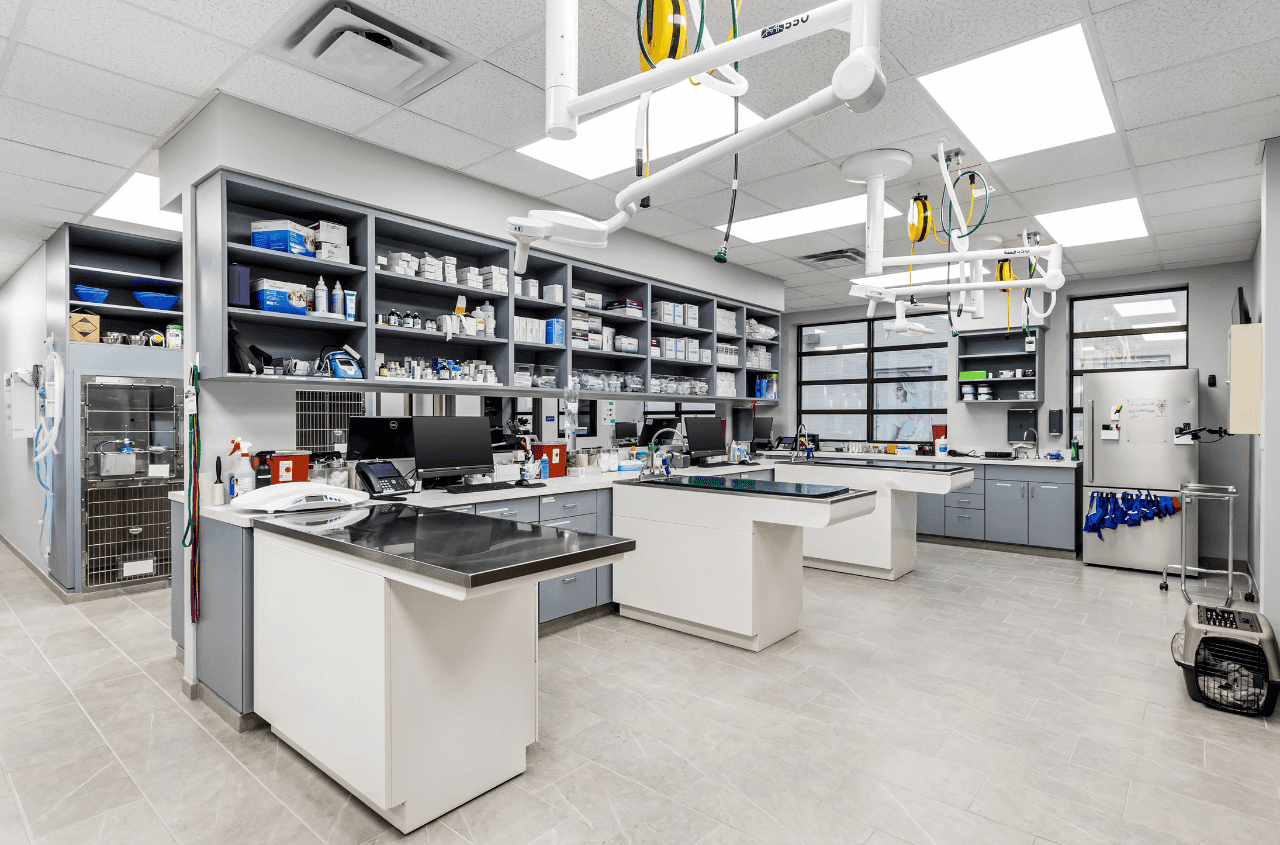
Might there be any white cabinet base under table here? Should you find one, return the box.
[613,477,875,652]
[773,459,973,581]
[252,506,631,834]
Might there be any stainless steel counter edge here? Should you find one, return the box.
[797,459,973,475]
[614,477,877,505]
[761,450,1081,469]
[252,514,637,589]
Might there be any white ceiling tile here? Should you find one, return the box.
[1148,200,1260,235]
[463,150,586,198]
[1143,175,1261,217]
[0,218,56,242]
[545,182,620,219]
[1136,144,1261,194]
[665,189,778,228]
[373,0,543,58]
[1165,257,1254,270]
[793,280,852,297]
[487,27,543,88]
[884,0,1081,74]
[740,163,855,212]
[23,0,244,96]
[135,150,160,178]
[1126,97,1280,166]
[974,194,1034,226]
[0,139,125,193]
[1159,239,1256,264]
[0,247,34,264]
[662,227,741,254]
[883,133,966,189]
[990,135,1130,193]
[785,269,847,287]
[125,0,296,45]
[598,166,725,207]
[1095,0,1280,80]
[705,132,824,184]
[791,80,943,159]
[0,1,15,36]
[622,208,701,239]
[1016,170,1136,215]
[1,46,196,137]
[0,198,81,228]
[406,62,545,147]
[0,235,43,253]
[750,258,812,277]
[221,56,396,135]
[1089,0,1136,11]
[1079,263,1163,280]
[1155,222,1259,250]
[0,172,100,213]
[491,0,635,93]
[0,97,154,167]
[357,109,502,171]
[1063,238,1155,262]
[1115,39,1280,130]
[758,231,850,258]
[721,244,783,265]
[1069,254,1162,274]
[737,29,855,116]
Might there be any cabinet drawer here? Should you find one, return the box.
[951,478,984,495]
[540,491,597,520]
[945,507,984,540]
[475,497,540,523]
[945,491,984,509]
[985,465,1075,483]
[538,568,597,623]
[540,513,597,534]
[439,504,475,515]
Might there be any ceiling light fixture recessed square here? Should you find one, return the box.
[919,25,1115,161]
[94,173,183,232]
[1036,198,1148,246]
[718,195,901,244]
[519,82,763,180]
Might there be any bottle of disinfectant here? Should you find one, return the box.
[228,439,255,498]
[314,277,328,314]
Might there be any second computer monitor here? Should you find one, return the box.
[683,416,726,459]
[613,421,638,441]
[413,416,495,480]
[346,417,415,461]
[639,417,680,448]
[753,416,774,443]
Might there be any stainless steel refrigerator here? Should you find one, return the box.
[1082,369,1199,572]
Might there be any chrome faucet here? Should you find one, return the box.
[641,428,685,477]
[791,424,810,463]
[1014,429,1038,459]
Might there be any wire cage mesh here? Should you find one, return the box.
[82,481,184,590]
[1192,637,1274,715]
[296,390,365,453]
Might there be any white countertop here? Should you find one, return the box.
[170,461,761,528]
[764,449,1080,470]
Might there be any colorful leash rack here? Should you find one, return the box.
[1083,489,1181,541]
[182,363,201,622]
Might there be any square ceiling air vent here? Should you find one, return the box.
[264,2,475,105]
[799,248,865,270]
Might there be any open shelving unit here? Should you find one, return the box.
[63,225,186,342]
[193,171,781,405]
[956,327,1045,404]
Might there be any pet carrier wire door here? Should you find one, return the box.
[1172,605,1280,717]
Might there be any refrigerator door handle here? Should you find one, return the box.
[1087,399,1094,484]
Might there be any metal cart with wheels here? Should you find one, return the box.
[1160,483,1255,605]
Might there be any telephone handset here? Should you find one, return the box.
[356,460,413,496]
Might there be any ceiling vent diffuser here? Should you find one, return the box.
[799,248,865,270]
[264,2,475,105]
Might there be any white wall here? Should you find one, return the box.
[1257,139,1278,629]
[777,261,1256,563]
[159,95,784,311]
[0,246,49,564]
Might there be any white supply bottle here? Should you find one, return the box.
[331,278,344,316]
[480,301,496,337]
[344,289,356,322]
[228,439,255,498]
[314,277,328,314]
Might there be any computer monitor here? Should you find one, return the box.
[752,416,773,443]
[346,417,415,461]
[639,417,680,448]
[613,421,638,441]
[413,416,496,480]
[684,416,726,459]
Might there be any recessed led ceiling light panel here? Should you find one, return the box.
[919,25,1115,161]
[519,81,763,180]
[851,263,988,289]
[94,173,183,232]
[1036,198,1147,246]
[1113,299,1175,317]
[719,195,901,243]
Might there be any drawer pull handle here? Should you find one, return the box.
[996,483,1011,487]
[562,503,578,509]
[1041,485,1057,489]
[958,514,970,519]
[482,509,518,516]
[543,497,555,502]
[957,499,970,503]
[562,576,577,583]
[547,519,571,526]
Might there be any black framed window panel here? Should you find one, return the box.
[1068,288,1189,439]
[797,312,948,444]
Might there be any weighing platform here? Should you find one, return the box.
[773,458,974,580]
[612,476,876,651]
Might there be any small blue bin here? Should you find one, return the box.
[133,292,180,311]
[73,285,109,303]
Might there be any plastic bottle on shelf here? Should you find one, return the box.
[331,279,345,316]
[480,301,496,337]
[314,277,328,314]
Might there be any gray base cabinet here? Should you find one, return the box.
[534,488,616,623]
[984,480,1029,545]
[1029,480,1076,549]
[917,492,945,535]
[918,463,1078,551]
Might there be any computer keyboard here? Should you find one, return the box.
[445,481,515,494]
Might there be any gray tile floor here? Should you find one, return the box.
[1,540,1274,845]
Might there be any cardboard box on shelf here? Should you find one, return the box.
[309,221,347,246]
[585,292,603,309]
[251,220,315,256]
[70,309,100,343]
[543,284,564,304]
[250,278,309,315]
[685,303,699,328]
[314,243,350,263]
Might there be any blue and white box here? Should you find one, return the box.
[546,318,566,346]
[250,278,308,315]
[251,220,315,256]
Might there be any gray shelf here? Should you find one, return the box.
[514,295,566,311]
[375,325,506,345]
[572,348,647,361]
[956,327,1043,403]
[70,265,182,288]
[375,270,506,300]
[514,341,565,351]
[228,307,366,329]
[651,320,711,337]
[71,300,181,319]
[227,242,366,276]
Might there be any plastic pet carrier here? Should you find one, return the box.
[1172,603,1280,717]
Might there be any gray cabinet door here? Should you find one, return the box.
[945,508,983,539]
[596,564,613,605]
[538,568,597,623]
[917,493,945,535]
[985,481,1029,545]
[1029,481,1076,550]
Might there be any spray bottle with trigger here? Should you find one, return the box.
[228,439,255,498]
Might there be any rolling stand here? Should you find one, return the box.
[1161,483,1255,605]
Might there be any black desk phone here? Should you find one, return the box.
[356,460,413,495]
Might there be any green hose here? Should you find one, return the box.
[939,169,990,244]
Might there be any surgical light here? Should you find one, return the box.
[1113,299,1176,317]
[1036,198,1147,247]
[94,173,183,232]
[919,25,1114,161]
[518,82,762,180]
[719,195,901,244]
